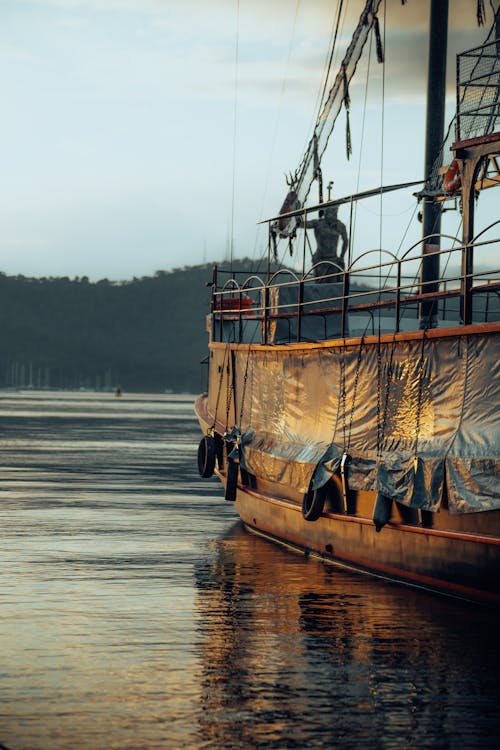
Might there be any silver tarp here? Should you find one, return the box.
[230,331,499,513]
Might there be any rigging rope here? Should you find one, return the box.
[377,0,387,334]
[252,0,301,264]
[477,0,486,25]
[302,1,346,167]
[349,27,374,265]
[229,0,240,273]
[318,0,346,122]
[278,0,384,239]
[211,344,230,432]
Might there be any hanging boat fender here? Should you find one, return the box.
[372,493,393,532]
[302,483,327,522]
[443,159,461,193]
[223,427,241,502]
[214,432,224,470]
[224,443,241,502]
[197,434,217,478]
[225,458,239,502]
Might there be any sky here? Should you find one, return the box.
[0,0,498,281]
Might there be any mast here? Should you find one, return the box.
[420,0,449,328]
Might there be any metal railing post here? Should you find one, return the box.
[263,285,269,344]
[341,270,350,338]
[395,260,401,332]
[297,280,304,342]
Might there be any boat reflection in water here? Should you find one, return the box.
[194,523,499,749]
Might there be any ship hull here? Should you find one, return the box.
[235,485,500,605]
[195,326,500,607]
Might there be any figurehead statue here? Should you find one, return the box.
[307,205,348,281]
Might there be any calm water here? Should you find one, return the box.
[0,391,499,750]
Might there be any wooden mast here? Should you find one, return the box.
[420,0,449,329]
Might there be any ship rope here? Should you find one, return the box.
[349,27,374,265]
[318,0,346,124]
[374,1,387,445]
[251,0,301,263]
[238,345,252,429]
[377,0,387,332]
[413,331,428,469]
[300,0,347,177]
[376,336,396,460]
[338,317,372,455]
[347,337,365,451]
[338,327,369,509]
[224,351,234,432]
[210,343,230,433]
[229,0,240,272]
[277,0,385,240]
[477,0,486,25]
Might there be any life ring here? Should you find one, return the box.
[443,159,461,193]
[225,458,239,502]
[197,435,216,478]
[302,484,326,522]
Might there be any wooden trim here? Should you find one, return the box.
[452,132,500,152]
[238,484,500,547]
[209,321,500,353]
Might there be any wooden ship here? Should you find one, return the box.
[195,0,500,604]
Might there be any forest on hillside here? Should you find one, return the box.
[0,258,374,393]
[0,262,248,393]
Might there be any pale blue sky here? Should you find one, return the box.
[0,0,496,280]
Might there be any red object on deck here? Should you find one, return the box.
[214,295,253,311]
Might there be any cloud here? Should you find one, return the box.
[1,0,498,279]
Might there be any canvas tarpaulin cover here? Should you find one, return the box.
[233,332,499,513]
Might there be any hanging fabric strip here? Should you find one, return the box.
[345,108,352,160]
[342,64,351,109]
[373,15,384,63]
[476,0,486,25]
[342,64,352,160]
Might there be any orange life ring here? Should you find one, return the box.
[443,159,461,193]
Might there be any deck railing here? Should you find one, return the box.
[210,233,500,344]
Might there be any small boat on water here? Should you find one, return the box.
[195,0,500,604]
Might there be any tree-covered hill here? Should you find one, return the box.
[0,261,264,393]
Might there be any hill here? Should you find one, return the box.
[0,259,375,393]
[0,260,270,393]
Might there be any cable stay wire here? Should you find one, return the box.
[271,0,348,266]
[229,0,240,273]
[251,0,302,267]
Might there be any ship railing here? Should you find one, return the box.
[210,235,500,344]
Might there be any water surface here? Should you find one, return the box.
[0,391,498,749]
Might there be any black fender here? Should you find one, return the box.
[302,484,327,522]
[197,435,216,478]
[225,458,239,502]
[373,493,393,532]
